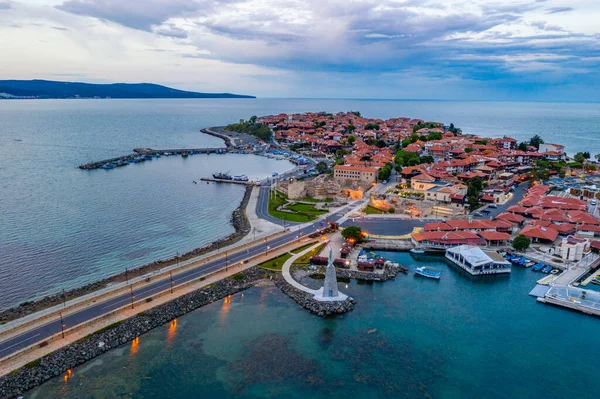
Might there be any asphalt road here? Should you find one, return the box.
[0,205,353,359]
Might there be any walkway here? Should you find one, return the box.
[280,242,347,302]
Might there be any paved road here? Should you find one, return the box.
[0,205,354,359]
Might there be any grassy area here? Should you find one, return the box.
[294,243,327,265]
[229,273,245,280]
[285,202,327,215]
[268,191,321,222]
[258,253,293,271]
[364,205,386,215]
[299,197,334,203]
[291,241,319,254]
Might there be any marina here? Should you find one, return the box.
[445,245,512,276]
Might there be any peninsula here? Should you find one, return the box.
[0,80,255,99]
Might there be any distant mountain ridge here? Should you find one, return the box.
[0,80,255,99]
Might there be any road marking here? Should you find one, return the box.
[0,333,41,354]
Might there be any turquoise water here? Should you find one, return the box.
[1,99,599,310]
[29,252,600,399]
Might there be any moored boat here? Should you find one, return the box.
[233,174,249,181]
[413,266,441,280]
[410,248,425,254]
[213,172,232,180]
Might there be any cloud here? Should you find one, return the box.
[0,1,10,11]
[546,7,574,14]
[51,26,69,31]
[56,0,205,31]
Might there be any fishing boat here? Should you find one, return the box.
[413,266,441,280]
[541,265,552,274]
[591,279,600,285]
[550,269,560,275]
[181,151,189,157]
[410,248,425,254]
[212,172,232,180]
[100,163,115,170]
[532,263,545,272]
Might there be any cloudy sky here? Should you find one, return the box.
[1,0,599,100]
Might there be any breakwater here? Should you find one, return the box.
[78,147,227,170]
[0,267,267,399]
[0,185,253,324]
[274,276,355,317]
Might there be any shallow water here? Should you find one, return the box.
[28,252,600,399]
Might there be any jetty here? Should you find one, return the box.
[79,147,227,170]
[200,177,254,185]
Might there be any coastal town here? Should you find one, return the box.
[2,110,600,398]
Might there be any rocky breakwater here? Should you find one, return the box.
[0,185,253,325]
[337,264,402,282]
[274,276,355,318]
[0,267,266,399]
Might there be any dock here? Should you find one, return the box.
[79,147,227,170]
[200,178,254,185]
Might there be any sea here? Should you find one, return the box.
[1,99,599,310]
[27,252,600,399]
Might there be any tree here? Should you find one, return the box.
[366,138,378,146]
[378,163,393,181]
[347,135,357,145]
[351,111,361,117]
[316,161,328,174]
[249,115,257,125]
[401,138,411,148]
[465,147,474,153]
[574,152,586,163]
[347,125,356,134]
[365,123,380,130]
[528,135,544,149]
[583,151,591,159]
[376,139,387,148]
[342,226,363,242]
[447,123,462,134]
[427,132,443,141]
[419,155,434,164]
[595,154,600,162]
[512,235,531,251]
[518,142,528,151]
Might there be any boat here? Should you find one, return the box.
[272,172,279,177]
[541,265,552,274]
[233,174,249,182]
[181,152,189,157]
[413,266,441,280]
[212,172,232,180]
[591,279,600,285]
[100,163,115,170]
[532,263,545,272]
[550,269,560,275]
[410,248,425,254]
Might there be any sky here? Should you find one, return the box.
[0,0,599,100]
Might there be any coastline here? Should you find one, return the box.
[0,127,254,323]
[0,268,268,399]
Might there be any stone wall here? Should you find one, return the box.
[0,268,266,399]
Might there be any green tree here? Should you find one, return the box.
[583,151,591,159]
[342,226,363,242]
[347,135,357,145]
[574,152,586,163]
[528,135,544,149]
[410,133,419,143]
[376,139,387,148]
[420,155,434,164]
[378,163,393,181]
[401,138,411,148]
[316,161,328,174]
[518,142,528,151]
[249,115,257,125]
[347,125,356,134]
[366,138,378,146]
[512,235,531,251]
[465,147,474,153]
[365,123,380,130]
[427,132,443,141]
[351,111,361,117]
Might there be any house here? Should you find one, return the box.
[333,165,379,185]
[519,225,559,244]
[478,231,511,247]
[411,231,486,249]
[556,236,590,262]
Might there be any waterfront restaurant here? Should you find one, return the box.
[445,245,512,275]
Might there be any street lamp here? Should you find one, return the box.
[125,267,129,284]
[129,286,135,309]
[59,312,65,339]
[169,271,174,294]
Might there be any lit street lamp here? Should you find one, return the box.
[169,271,174,294]
[59,312,65,339]
[129,286,135,309]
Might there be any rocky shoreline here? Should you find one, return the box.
[200,127,233,147]
[0,185,253,325]
[0,268,267,399]
[336,264,402,282]
[274,276,355,317]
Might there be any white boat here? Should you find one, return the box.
[410,248,425,254]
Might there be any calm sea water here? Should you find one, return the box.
[1,99,599,310]
[28,252,600,399]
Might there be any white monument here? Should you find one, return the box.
[314,248,347,301]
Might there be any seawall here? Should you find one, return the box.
[0,268,266,399]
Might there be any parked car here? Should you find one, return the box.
[481,210,491,215]
[488,204,498,208]
[591,200,597,206]
[473,212,483,217]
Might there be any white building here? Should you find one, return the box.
[557,236,590,262]
[445,245,512,275]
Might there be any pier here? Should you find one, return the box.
[79,147,227,170]
[200,177,254,185]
